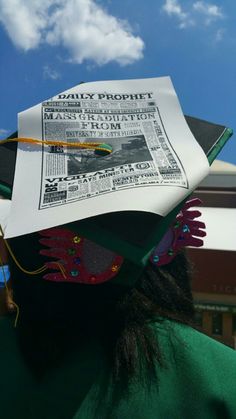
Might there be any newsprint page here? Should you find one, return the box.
[2,77,210,238]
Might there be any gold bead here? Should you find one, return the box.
[73,236,81,244]
[111,264,119,272]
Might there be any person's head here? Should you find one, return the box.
[4,197,205,382]
[8,227,195,382]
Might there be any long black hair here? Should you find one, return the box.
[8,232,195,383]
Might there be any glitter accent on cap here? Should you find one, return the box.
[39,227,124,285]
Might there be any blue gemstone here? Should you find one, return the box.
[182,224,190,233]
[153,255,159,263]
[70,270,79,277]
[73,257,81,265]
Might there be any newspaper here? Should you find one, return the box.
[41,97,187,208]
[1,77,210,238]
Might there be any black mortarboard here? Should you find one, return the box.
[0,116,232,271]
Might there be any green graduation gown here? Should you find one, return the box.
[0,317,236,419]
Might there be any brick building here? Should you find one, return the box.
[187,160,236,348]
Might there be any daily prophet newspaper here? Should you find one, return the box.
[1,77,210,238]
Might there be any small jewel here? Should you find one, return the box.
[111,264,119,272]
[90,276,97,282]
[68,248,76,256]
[73,236,81,244]
[153,255,159,263]
[70,270,79,277]
[182,224,190,233]
[73,257,81,265]
[168,249,174,256]
[174,221,181,229]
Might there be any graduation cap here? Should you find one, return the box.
[0,78,233,287]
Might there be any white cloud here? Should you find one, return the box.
[162,0,224,28]
[43,65,60,80]
[0,0,52,50]
[0,129,10,138]
[0,0,144,65]
[215,28,225,42]
[193,2,223,17]
[162,0,194,28]
[162,0,186,19]
[193,1,223,24]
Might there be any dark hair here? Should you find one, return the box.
[109,252,195,382]
[9,236,195,383]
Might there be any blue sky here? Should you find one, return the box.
[0,0,235,163]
